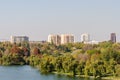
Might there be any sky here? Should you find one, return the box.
[0,0,120,42]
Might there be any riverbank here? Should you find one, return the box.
[52,72,98,79]
[0,65,84,80]
[52,72,120,80]
[102,77,120,80]
[0,65,120,80]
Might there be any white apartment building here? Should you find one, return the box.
[10,36,29,43]
[84,40,99,44]
[48,34,61,45]
[61,34,74,44]
[81,33,90,42]
[48,34,74,45]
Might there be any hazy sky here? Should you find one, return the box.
[0,0,120,42]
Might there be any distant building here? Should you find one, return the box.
[10,36,29,43]
[84,40,99,44]
[110,33,116,43]
[61,34,74,44]
[29,41,46,44]
[81,33,90,43]
[48,34,74,45]
[48,34,61,45]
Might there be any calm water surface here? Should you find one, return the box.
[0,65,104,80]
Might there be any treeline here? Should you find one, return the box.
[0,41,120,78]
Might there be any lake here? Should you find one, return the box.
[0,65,106,80]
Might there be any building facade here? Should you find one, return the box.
[81,33,90,43]
[84,40,99,44]
[10,36,29,43]
[110,33,116,43]
[48,34,61,45]
[48,34,74,45]
[61,34,74,44]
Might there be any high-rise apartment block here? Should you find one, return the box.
[48,34,61,45]
[81,33,90,42]
[110,33,116,43]
[10,36,29,43]
[61,34,74,44]
[48,34,74,45]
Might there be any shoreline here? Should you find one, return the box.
[1,65,120,80]
[52,72,120,80]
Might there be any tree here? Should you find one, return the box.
[33,47,41,55]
